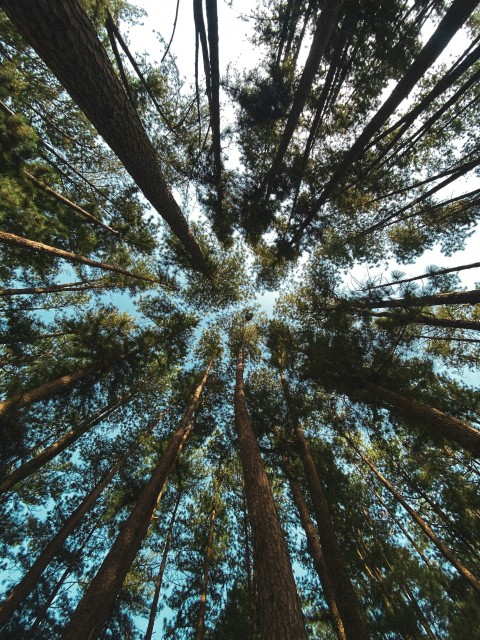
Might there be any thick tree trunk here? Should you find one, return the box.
[294,424,369,640]
[355,378,480,457]
[351,443,480,594]
[61,363,212,640]
[144,490,182,640]
[285,458,346,640]
[234,345,307,640]
[0,0,209,273]
[0,395,129,494]
[0,443,133,628]
[0,230,167,287]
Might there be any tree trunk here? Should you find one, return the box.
[294,423,370,640]
[234,344,307,640]
[0,438,136,628]
[364,261,480,291]
[350,442,480,594]
[144,490,182,640]
[284,457,346,640]
[355,378,480,457]
[61,363,212,640]
[1,0,209,273]
[351,307,480,332]
[0,278,108,297]
[359,288,480,310]
[290,0,480,246]
[0,396,131,494]
[0,230,167,287]
[195,473,220,640]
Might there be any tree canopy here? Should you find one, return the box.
[0,0,479,638]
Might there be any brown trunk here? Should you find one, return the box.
[294,424,369,640]
[285,458,346,640]
[355,378,480,457]
[365,261,480,291]
[350,306,480,332]
[61,363,212,640]
[360,289,480,310]
[0,230,167,287]
[242,485,258,638]
[278,369,368,639]
[144,490,182,640]
[0,438,135,628]
[0,350,131,420]
[0,395,130,494]
[1,0,209,273]
[234,344,307,640]
[195,473,220,640]
[0,278,108,297]
[350,442,480,594]
[23,171,119,236]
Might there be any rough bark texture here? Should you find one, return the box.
[195,480,218,640]
[357,378,480,457]
[352,444,480,594]
[144,491,181,640]
[0,0,209,273]
[0,230,166,286]
[294,425,370,640]
[0,396,129,494]
[285,460,346,640]
[61,364,211,640]
[234,345,307,640]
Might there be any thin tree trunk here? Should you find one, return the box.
[278,369,368,639]
[354,377,480,457]
[357,288,480,310]
[364,261,480,291]
[234,344,307,640]
[23,171,119,236]
[350,441,480,594]
[294,423,369,640]
[144,489,182,640]
[1,0,210,273]
[195,471,220,640]
[61,363,212,640]
[0,430,141,628]
[0,230,168,287]
[284,457,346,640]
[205,0,222,199]
[350,306,480,332]
[0,278,109,298]
[289,0,480,247]
[0,395,131,494]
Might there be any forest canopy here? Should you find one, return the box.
[0,0,479,638]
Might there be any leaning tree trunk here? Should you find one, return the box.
[358,288,480,310]
[349,441,480,594]
[0,278,109,298]
[234,344,307,640]
[353,377,480,457]
[144,489,182,640]
[284,457,346,640]
[0,395,130,494]
[0,0,209,273]
[0,432,139,628]
[61,362,212,640]
[350,307,480,333]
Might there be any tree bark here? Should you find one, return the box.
[0,0,210,273]
[61,363,212,640]
[354,378,480,457]
[350,442,480,594]
[294,424,370,640]
[144,490,182,640]
[234,344,307,640]
[285,458,346,640]
[364,261,480,291]
[350,307,480,332]
[0,440,136,628]
[0,395,130,494]
[0,230,168,287]
[359,288,480,309]
[0,278,109,298]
